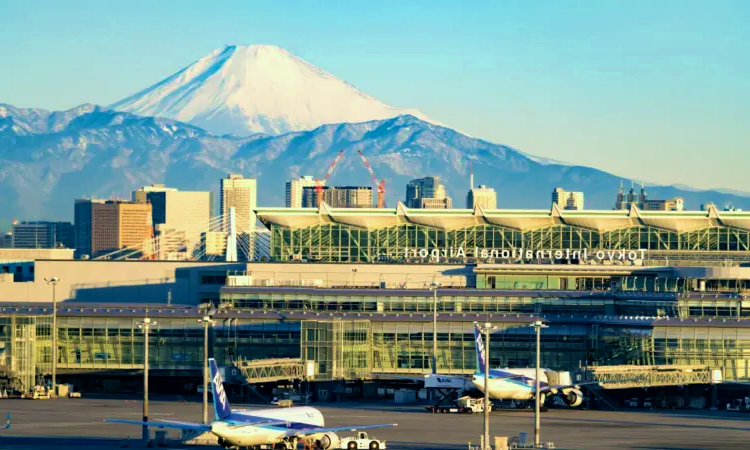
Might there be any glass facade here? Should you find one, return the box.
[269,223,750,262]
[2,305,750,387]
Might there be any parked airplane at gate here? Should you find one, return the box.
[106,359,396,450]
[375,322,608,407]
[470,323,587,407]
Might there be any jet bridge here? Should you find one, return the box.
[232,358,313,384]
[576,364,723,389]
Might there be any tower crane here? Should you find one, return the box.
[357,150,386,208]
[315,150,345,206]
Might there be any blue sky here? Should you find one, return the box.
[1,0,748,191]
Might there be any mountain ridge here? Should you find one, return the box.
[1,103,749,227]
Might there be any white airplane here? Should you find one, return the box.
[106,359,396,450]
[470,323,588,407]
[375,323,603,407]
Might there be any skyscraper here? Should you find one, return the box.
[74,199,152,258]
[466,185,497,209]
[405,177,452,209]
[220,174,257,234]
[74,198,105,258]
[10,221,74,249]
[552,188,585,210]
[132,184,213,238]
[614,181,683,211]
[286,176,317,208]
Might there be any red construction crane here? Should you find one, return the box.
[315,150,345,206]
[357,150,386,208]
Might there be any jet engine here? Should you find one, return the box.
[316,432,341,449]
[562,388,583,407]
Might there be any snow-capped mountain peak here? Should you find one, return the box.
[110,44,433,136]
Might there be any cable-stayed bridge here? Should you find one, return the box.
[93,208,270,261]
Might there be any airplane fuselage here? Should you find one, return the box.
[211,406,325,447]
[472,368,549,401]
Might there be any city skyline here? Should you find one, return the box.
[1,1,748,192]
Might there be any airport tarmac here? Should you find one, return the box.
[0,397,749,449]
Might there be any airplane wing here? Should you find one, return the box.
[105,419,210,432]
[536,378,643,393]
[285,423,398,438]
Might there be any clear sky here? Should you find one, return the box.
[1,0,748,191]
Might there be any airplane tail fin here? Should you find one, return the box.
[473,323,486,374]
[209,358,232,420]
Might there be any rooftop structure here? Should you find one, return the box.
[256,202,750,262]
[616,181,684,211]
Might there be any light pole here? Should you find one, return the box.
[138,317,157,443]
[530,319,548,448]
[426,282,440,374]
[44,277,60,395]
[475,321,497,450]
[198,315,216,425]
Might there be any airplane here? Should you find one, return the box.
[373,322,608,408]
[470,323,588,407]
[106,358,397,450]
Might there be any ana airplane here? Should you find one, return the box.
[470,323,588,407]
[106,359,396,450]
[375,322,604,407]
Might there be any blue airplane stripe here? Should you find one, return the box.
[483,369,549,389]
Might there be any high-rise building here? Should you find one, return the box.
[74,198,105,258]
[466,185,497,209]
[615,181,683,211]
[74,199,152,258]
[220,174,257,234]
[405,177,452,209]
[286,176,317,208]
[0,232,12,248]
[132,184,213,240]
[10,221,74,249]
[301,186,373,208]
[552,188,585,211]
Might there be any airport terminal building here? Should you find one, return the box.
[2,205,750,400]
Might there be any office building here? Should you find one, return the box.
[301,186,373,208]
[74,199,152,258]
[467,185,497,209]
[552,188,585,211]
[285,176,317,208]
[132,184,213,239]
[10,221,74,249]
[74,198,105,258]
[220,174,257,234]
[405,177,452,209]
[0,232,12,248]
[615,182,683,211]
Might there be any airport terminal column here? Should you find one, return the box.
[138,318,157,443]
[198,315,216,424]
[44,277,60,395]
[427,282,440,374]
[531,319,547,448]
[476,321,496,450]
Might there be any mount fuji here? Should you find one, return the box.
[110,45,433,136]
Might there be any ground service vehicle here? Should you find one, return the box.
[340,432,386,449]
